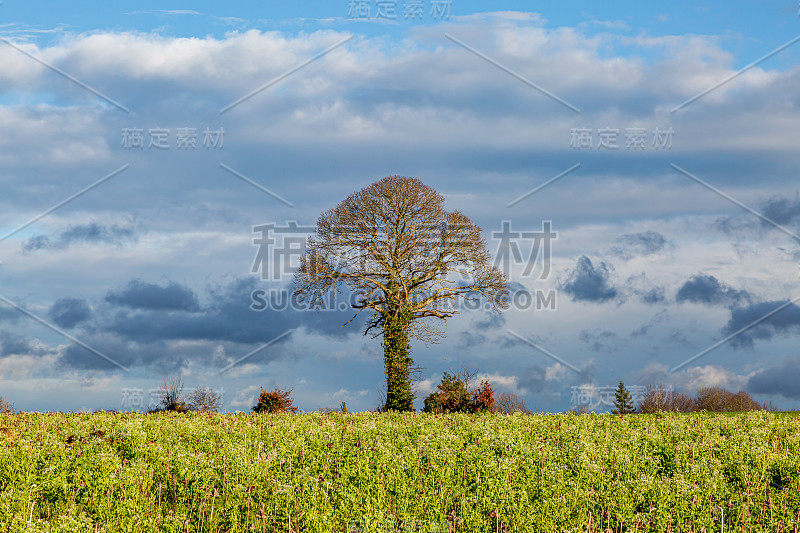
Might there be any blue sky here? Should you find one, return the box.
[1,1,800,413]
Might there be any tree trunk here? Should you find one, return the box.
[382,310,415,411]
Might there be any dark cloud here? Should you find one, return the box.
[761,195,800,226]
[630,310,669,338]
[675,274,749,306]
[639,287,665,304]
[625,273,666,305]
[579,330,620,353]
[0,331,56,357]
[22,222,136,252]
[747,357,800,399]
[473,312,505,330]
[610,231,668,259]
[104,277,360,345]
[723,300,800,348]
[0,307,20,324]
[712,215,751,237]
[48,298,92,329]
[105,280,200,312]
[714,194,800,237]
[0,332,30,357]
[517,359,594,394]
[517,365,548,394]
[500,330,547,349]
[667,329,692,346]
[560,256,618,303]
[458,330,487,347]
[47,276,364,371]
[59,334,140,371]
[59,334,232,373]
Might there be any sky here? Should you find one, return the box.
[0,1,799,413]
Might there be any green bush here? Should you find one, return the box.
[423,371,495,413]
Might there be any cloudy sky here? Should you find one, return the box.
[1,0,799,413]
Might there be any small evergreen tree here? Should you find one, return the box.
[611,381,635,414]
[423,371,472,413]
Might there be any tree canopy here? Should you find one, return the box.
[294,176,508,410]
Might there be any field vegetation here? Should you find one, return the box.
[0,410,798,532]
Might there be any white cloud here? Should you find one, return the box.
[545,363,570,382]
[634,361,754,394]
[329,388,369,401]
[413,374,441,397]
[229,384,260,408]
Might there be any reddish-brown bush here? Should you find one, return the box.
[252,388,298,414]
[471,380,495,413]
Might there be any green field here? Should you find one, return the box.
[0,411,798,532]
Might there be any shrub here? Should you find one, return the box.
[252,388,298,414]
[150,377,188,413]
[423,368,495,413]
[0,396,13,414]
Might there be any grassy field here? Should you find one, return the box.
[0,411,798,532]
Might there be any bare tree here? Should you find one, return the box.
[188,386,223,413]
[637,384,674,413]
[694,386,760,412]
[695,386,729,412]
[725,390,760,412]
[295,176,508,411]
[761,399,780,412]
[638,385,700,413]
[494,392,532,415]
[670,392,698,413]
